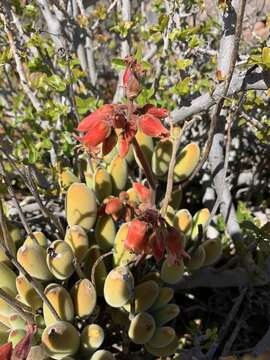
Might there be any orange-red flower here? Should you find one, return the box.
[124,207,189,265]
[133,182,152,204]
[76,102,169,158]
[165,226,189,265]
[125,218,149,253]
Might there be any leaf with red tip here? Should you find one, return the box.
[138,114,169,138]
[102,130,117,156]
[124,219,149,253]
[11,324,37,360]
[143,104,168,118]
[133,183,152,203]
[0,343,12,360]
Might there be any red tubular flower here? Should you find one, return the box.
[105,197,122,215]
[138,114,169,138]
[77,104,114,132]
[133,183,152,203]
[102,131,117,156]
[125,218,149,253]
[165,227,189,265]
[77,121,111,147]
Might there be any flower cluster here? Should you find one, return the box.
[76,56,169,158]
[76,103,169,158]
[99,182,188,265]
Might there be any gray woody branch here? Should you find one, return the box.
[171,68,269,124]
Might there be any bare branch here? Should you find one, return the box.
[1,11,41,112]
[180,0,247,187]
[171,68,269,125]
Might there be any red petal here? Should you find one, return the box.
[102,131,117,156]
[124,219,149,253]
[77,105,114,132]
[138,114,169,138]
[0,343,12,360]
[166,227,189,266]
[105,197,122,215]
[79,121,111,147]
[133,183,152,203]
[150,231,165,262]
[118,137,130,158]
[123,67,132,87]
[12,324,37,360]
[143,104,168,118]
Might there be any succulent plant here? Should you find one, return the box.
[145,335,178,356]
[8,329,26,347]
[0,322,9,346]
[17,243,53,281]
[84,245,107,296]
[147,326,176,348]
[128,312,156,344]
[46,240,75,280]
[202,238,222,266]
[16,275,43,310]
[41,321,80,359]
[164,205,175,226]
[43,284,74,326]
[151,287,174,311]
[80,324,105,354]
[71,279,97,318]
[173,209,192,237]
[184,245,206,271]
[9,313,27,330]
[108,156,128,195]
[66,182,97,230]
[24,231,49,248]
[93,168,112,203]
[152,138,173,177]
[153,304,180,326]
[58,169,80,192]
[90,350,115,360]
[104,266,134,308]
[134,130,154,168]
[160,258,185,284]
[95,215,116,252]
[0,262,17,296]
[0,298,15,327]
[123,280,159,313]
[190,208,210,242]
[113,222,136,266]
[126,187,139,203]
[64,225,89,263]
[173,143,200,182]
